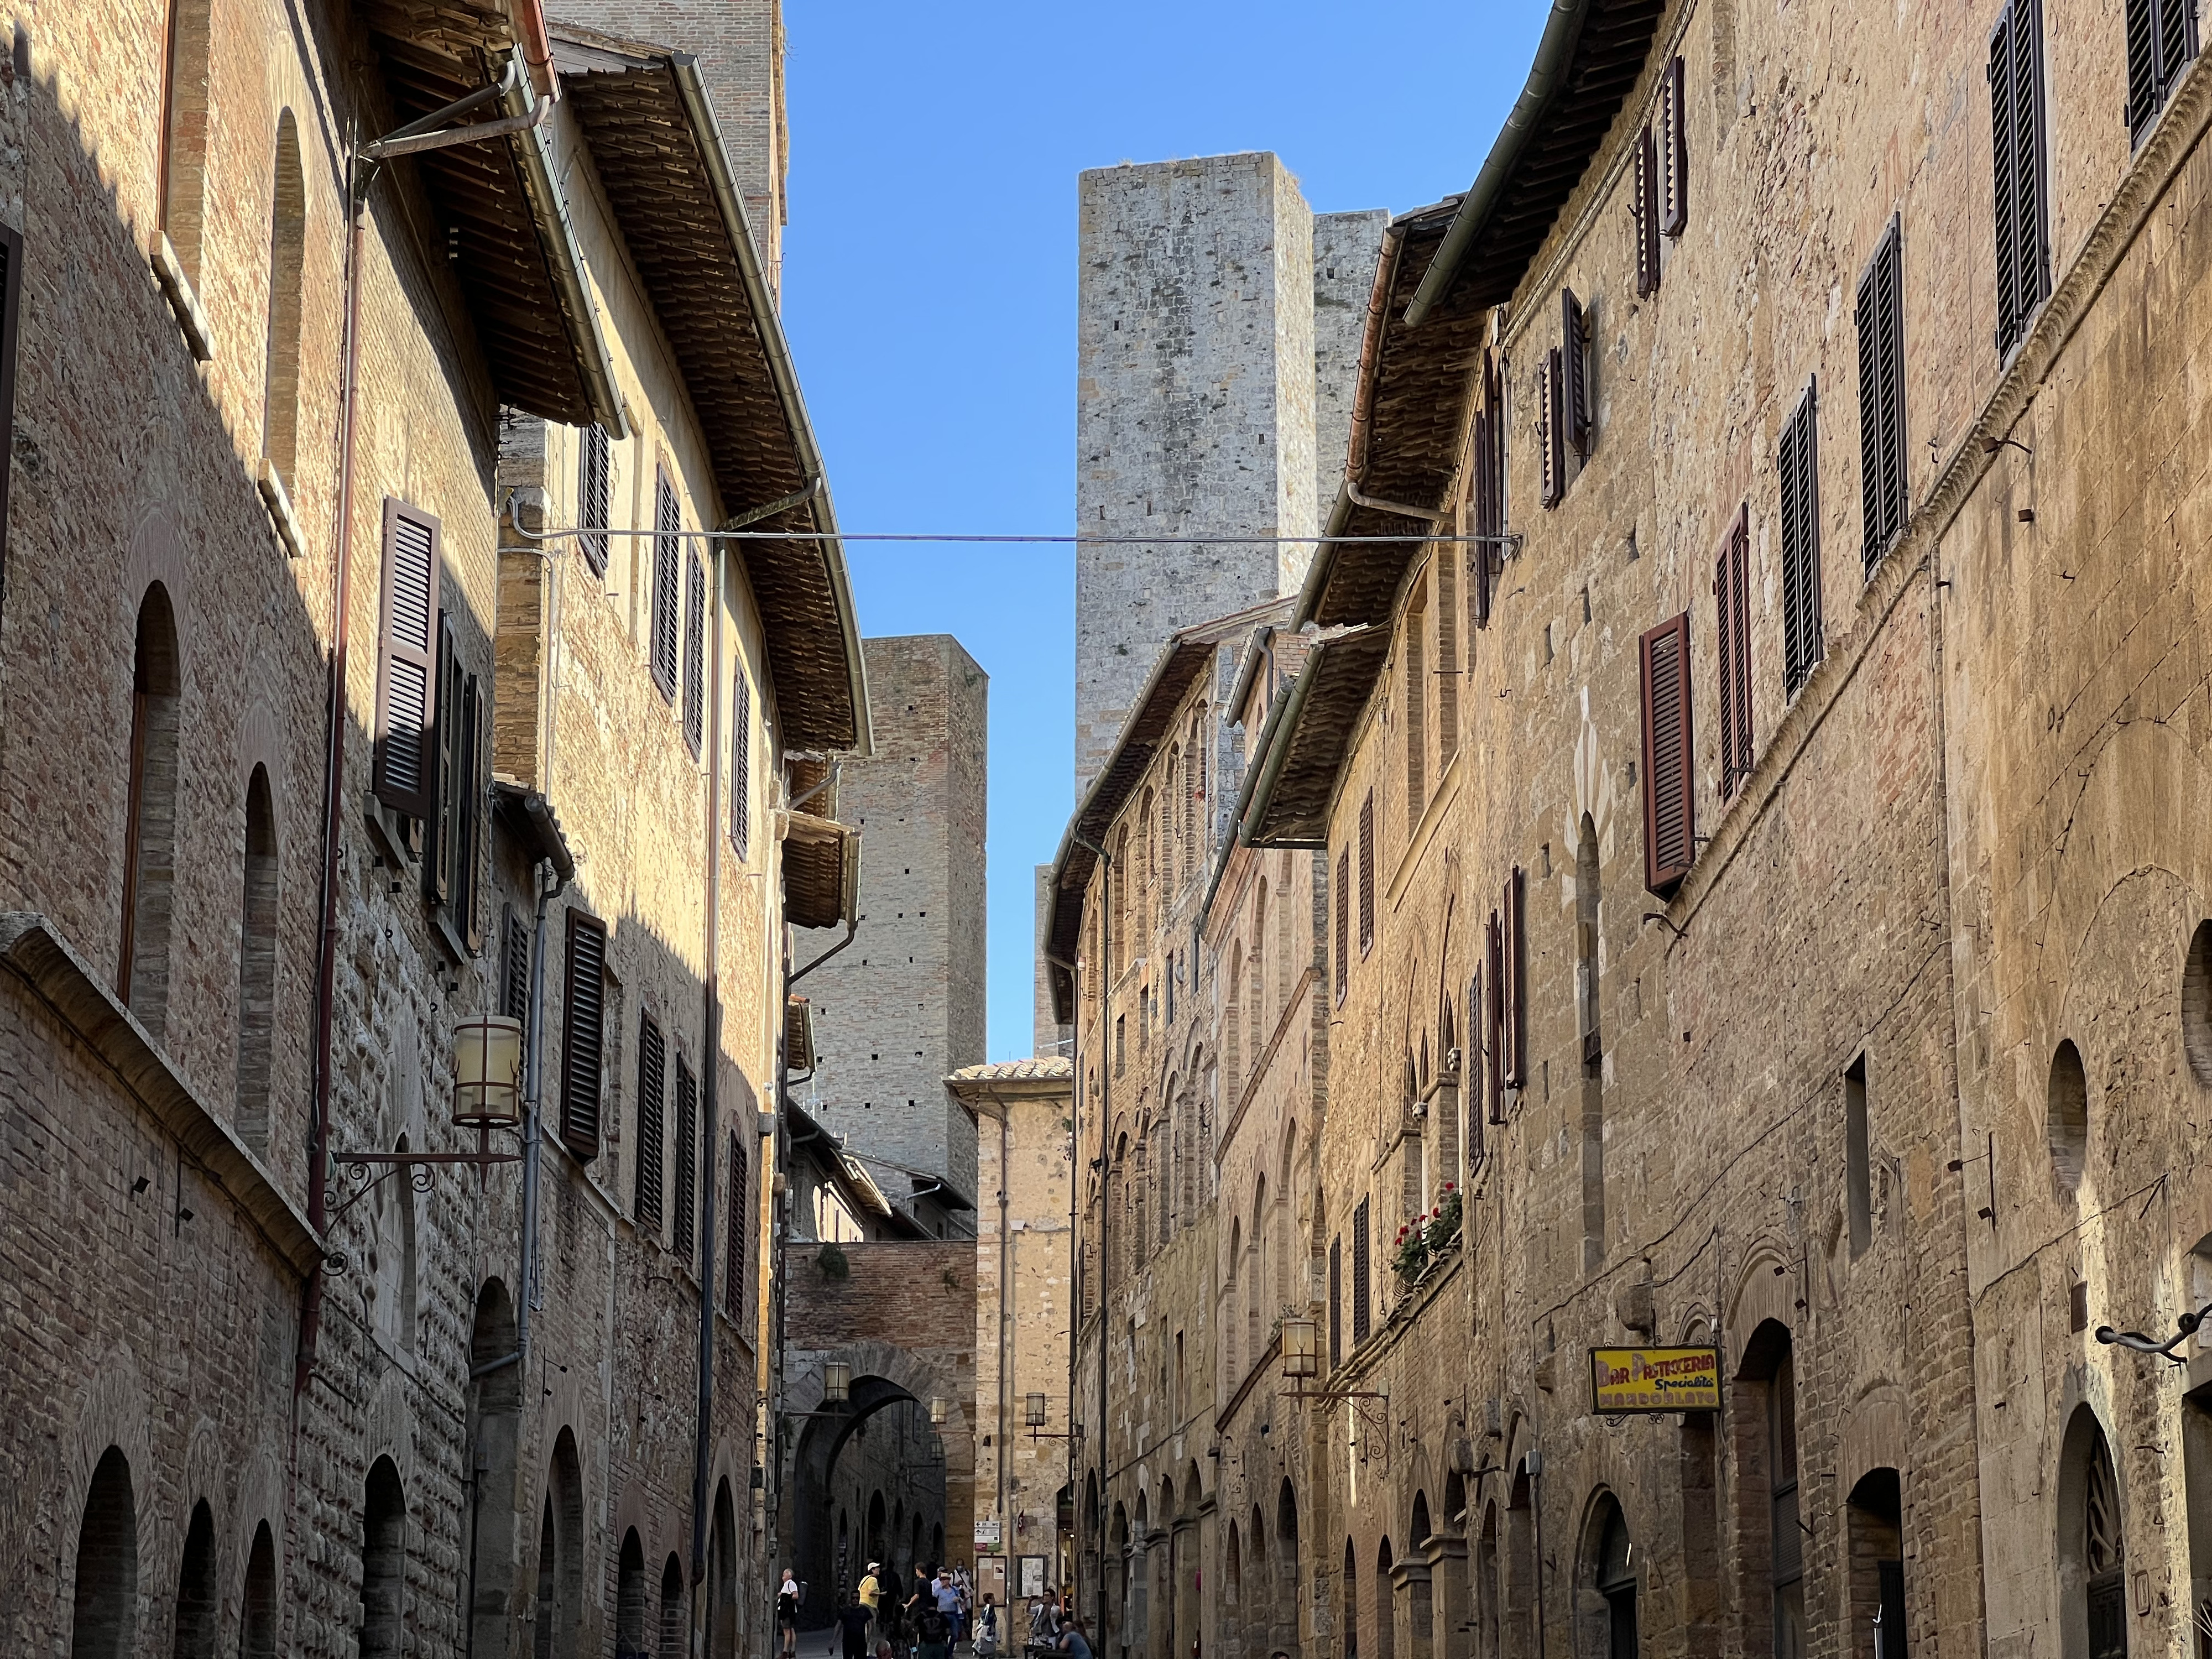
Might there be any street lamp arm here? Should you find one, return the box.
[2095,1302,2211,1365]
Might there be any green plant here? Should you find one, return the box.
[1391,1223,1431,1283]
[817,1242,851,1279]
[1424,1189,1463,1254]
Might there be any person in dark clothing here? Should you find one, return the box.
[834,1594,875,1659]
[914,1602,952,1659]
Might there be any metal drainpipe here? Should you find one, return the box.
[1068,830,1112,1645]
[694,540,726,1609]
[995,1087,1013,1548]
[519,854,568,1359]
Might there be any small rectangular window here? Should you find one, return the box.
[372,498,443,818]
[560,910,607,1162]
[1779,380,1824,697]
[635,1014,666,1230]
[651,471,681,701]
[1328,1237,1343,1370]
[1660,57,1689,237]
[673,1055,698,1262]
[1471,352,1505,629]
[1855,220,1908,569]
[1538,347,1565,510]
[1714,505,1753,799]
[730,668,753,858]
[1991,3,2051,353]
[1562,289,1591,462]
[727,1133,748,1318]
[1634,125,1662,296]
[578,424,611,576]
[1639,613,1697,895]
[1846,1055,1871,1258]
[1485,911,1504,1119]
[1352,1197,1372,1343]
[682,552,706,758]
[1335,848,1352,1003]
[1501,868,1527,1088]
[1358,792,1376,956]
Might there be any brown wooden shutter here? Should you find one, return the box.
[1328,1237,1342,1369]
[1436,542,1458,765]
[1562,289,1590,461]
[1501,867,1526,1088]
[1661,58,1689,237]
[1780,380,1824,696]
[1640,613,1697,895]
[1465,972,1486,1165]
[1470,407,1495,630]
[373,497,442,817]
[673,1055,697,1260]
[0,226,24,571]
[578,424,611,577]
[1634,127,1661,296]
[559,909,607,1161]
[1539,348,1564,509]
[683,552,706,756]
[1358,790,1375,953]
[426,618,460,902]
[731,668,752,858]
[635,1014,666,1229]
[1856,221,1906,567]
[1473,352,1504,625]
[1351,1196,1371,1342]
[726,1131,747,1317]
[500,902,529,1021]
[651,471,680,701]
[1334,848,1350,1003]
[1485,911,1504,1120]
[1714,505,1753,798]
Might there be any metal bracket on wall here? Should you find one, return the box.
[324,1146,523,1237]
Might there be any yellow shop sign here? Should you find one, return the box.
[1589,1346,1721,1413]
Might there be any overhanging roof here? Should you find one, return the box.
[554,27,870,754]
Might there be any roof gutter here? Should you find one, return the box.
[669,55,872,758]
[500,58,627,439]
[1233,628,1375,855]
[1048,628,1207,889]
[506,0,560,105]
[1402,0,1593,329]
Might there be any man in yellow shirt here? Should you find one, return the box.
[857,1562,884,1641]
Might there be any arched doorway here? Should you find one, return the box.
[1575,1494,1635,1659]
[615,1530,649,1659]
[172,1498,217,1658]
[2059,1406,2127,1659]
[709,1478,740,1659]
[239,1521,278,1659]
[70,1446,137,1659]
[469,1280,522,1657]
[788,1367,951,1631]
[534,1430,583,1658]
[362,1457,406,1658]
[1275,1478,1301,1657]
[658,1554,686,1659]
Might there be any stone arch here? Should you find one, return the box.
[236,760,279,1149]
[262,110,307,485]
[70,1446,138,1659]
[171,1496,219,1659]
[469,1279,521,1657]
[2057,1402,2127,1659]
[1572,1488,1636,1659]
[534,1427,585,1658]
[238,1520,278,1659]
[360,1457,406,1659]
[1723,1240,1799,1377]
[119,581,183,1035]
[616,1529,649,1659]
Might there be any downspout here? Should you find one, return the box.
[519,853,570,1359]
[995,1087,1013,1547]
[1045,947,1083,1604]
[1069,831,1112,1645]
[694,539,727,1603]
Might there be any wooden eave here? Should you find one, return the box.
[1241,628,1395,846]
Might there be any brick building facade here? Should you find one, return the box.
[0,0,867,1651]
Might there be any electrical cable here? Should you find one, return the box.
[508,520,1515,547]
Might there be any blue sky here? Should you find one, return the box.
[780,1,1546,1061]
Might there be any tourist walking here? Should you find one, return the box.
[974,1593,1001,1659]
[834,1592,874,1659]
[778,1569,802,1655]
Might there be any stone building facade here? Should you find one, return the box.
[952,1057,1079,1604]
[1062,3,2212,1657]
[0,0,865,1652]
[804,632,989,1223]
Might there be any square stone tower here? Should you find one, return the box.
[1074,154,1384,793]
[801,635,988,1218]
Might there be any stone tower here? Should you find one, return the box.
[800,635,988,1222]
[1073,153,1385,792]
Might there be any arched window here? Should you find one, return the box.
[709,1479,740,1658]
[1343,1539,1359,1659]
[1249,1176,1267,1367]
[1375,1537,1397,1659]
[2059,1406,2127,1659]
[236,764,278,1149]
[172,1498,217,1658]
[1252,877,1270,1048]
[2049,1039,2090,1191]
[1475,1504,1499,1659]
[1112,830,1128,977]
[239,1522,278,1659]
[659,1554,686,1659]
[617,1530,649,1659]
[262,112,305,488]
[70,1446,137,1659]
[119,585,182,1039]
[1585,1495,1636,1659]
[1227,1520,1242,1606]
[361,1458,406,1658]
[1164,747,1180,893]
[1224,1217,1242,1387]
[1138,789,1155,933]
[535,1431,584,1658]
[158,0,214,278]
[1225,946,1244,1102]
[1846,1469,1905,1658]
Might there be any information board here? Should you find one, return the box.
[1589,1345,1721,1413]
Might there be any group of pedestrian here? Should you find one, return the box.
[785,1558,1095,1659]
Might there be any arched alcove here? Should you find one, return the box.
[70,1446,137,1659]
[262,112,306,485]
[533,1430,583,1658]
[235,763,279,1149]
[171,1498,217,1658]
[361,1458,406,1658]
[469,1281,521,1657]
[239,1521,278,1659]
[119,584,182,1037]
[615,1530,648,1659]
[2049,1039,2089,1190]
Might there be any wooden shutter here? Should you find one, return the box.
[1634,126,1661,297]
[731,669,752,858]
[426,618,461,902]
[500,902,530,1021]
[1436,543,1458,766]
[726,1132,747,1317]
[1466,972,1487,1164]
[1328,1237,1342,1370]
[578,424,611,576]
[559,909,607,1161]
[1470,408,1495,632]
[1334,848,1350,1003]
[0,226,24,571]
[1485,912,1504,1120]
[1714,505,1753,799]
[1989,1,2049,354]
[1539,347,1564,509]
[682,552,706,756]
[1640,614,1697,895]
[1562,289,1590,461]
[635,1014,666,1228]
[1855,221,1907,567]
[673,1056,697,1260]
[651,471,680,701]
[373,498,442,817]
[1351,1196,1371,1342]
[1660,58,1689,237]
[1501,867,1526,1088]
[1780,380,1824,696]
[1358,791,1375,954]
[1473,352,1504,627]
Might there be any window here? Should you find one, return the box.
[1112,828,1128,977]
[578,425,612,576]
[1404,595,1426,810]
[172,1499,216,1659]
[2048,1038,2089,1190]
[1845,1055,1872,1258]
[1590,1497,1637,1659]
[427,620,484,942]
[373,499,444,819]
[1713,506,1752,799]
[1991,1,2051,352]
[500,902,530,1022]
[1576,817,1601,1073]
[1436,550,1459,768]
[119,585,182,1037]
[1562,288,1591,462]
[1467,971,1488,1165]
[239,1522,277,1659]
[1501,868,1527,1089]
[1846,1469,1905,1659]
[1660,56,1688,236]
[158,0,215,279]
[1470,351,1505,629]
[1634,124,1662,297]
[560,910,607,1162]
[1856,221,1908,569]
[651,471,680,701]
[361,1459,406,1659]
[635,1015,666,1230]
[1334,849,1351,1003]
[730,667,752,858]
[726,1133,748,1318]
[674,1056,698,1262]
[235,766,278,1151]
[1114,1015,1125,1076]
[1639,613,1695,895]
[0,224,23,567]
[682,553,706,757]
[1225,950,1243,1101]
[262,113,305,490]
[1358,791,1375,956]
[2127,0,2197,145]
[1486,912,1505,1118]
[1351,1196,1371,1343]
[1328,1235,1342,1370]
[1778,380,1823,697]
[1539,347,1565,509]
[70,1446,138,1658]
[1768,1348,1804,1657]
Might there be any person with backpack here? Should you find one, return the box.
[913,1594,953,1659]
[776,1569,801,1655]
[973,1593,1001,1659]
[833,1592,875,1659]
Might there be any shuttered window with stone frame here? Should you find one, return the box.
[651,469,681,702]
[634,1013,666,1230]
[1660,57,1689,237]
[1334,848,1351,1005]
[372,497,442,819]
[1640,613,1697,895]
[1500,868,1527,1089]
[1328,1236,1342,1371]
[499,902,530,1022]
[1562,289,1592,463]
[1436,544,1459,768]
[730,667,752,859]
[1466,971,1488,1165]
[2127,0,2198,145]
[673,1055,698,1262]
[1634,124,1663,298]
[1779,380,1824,698]
[1358,791,1376,956]
[1713,505,1754,800]
[1538,347,1566,510]
[726,1133,748,1319]
[578,424,612,577]
[1470,352,1506,629]
[1484,916,1505,1122]
[426,623,486,946]
[560,910,607,1161]
[1990,0,2052,354]
[1351,1196,1371,1344]
[1855,220,1908,571]
[682,552,706,758]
